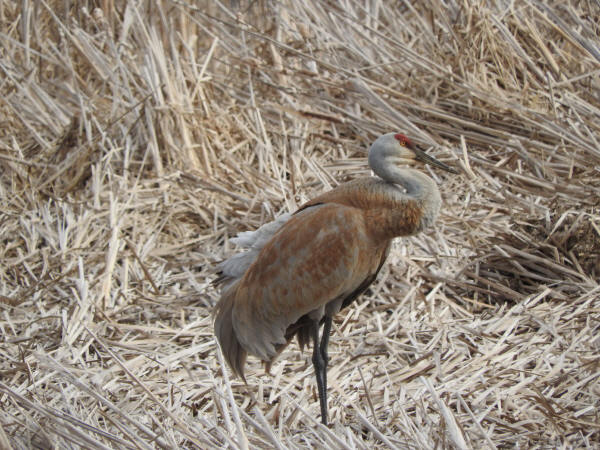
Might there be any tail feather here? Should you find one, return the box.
[285,315,312,351]
[214,285,247,381]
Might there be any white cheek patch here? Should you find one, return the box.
[388,156,415,166]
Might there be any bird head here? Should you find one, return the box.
[369,132,458,174]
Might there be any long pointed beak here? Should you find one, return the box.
[413,145,458,174]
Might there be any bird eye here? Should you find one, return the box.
[394,133,410,147]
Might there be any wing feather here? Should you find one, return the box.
[214,213,292,287]
[231,203,387,361]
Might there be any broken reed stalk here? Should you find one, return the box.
[0,0,599,448]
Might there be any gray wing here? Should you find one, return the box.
[214,213,292,287]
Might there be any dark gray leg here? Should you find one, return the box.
[311,319,330,425]
[320,316,332,407]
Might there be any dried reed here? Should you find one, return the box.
[1,1,599,448]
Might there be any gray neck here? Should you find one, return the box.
[369,156,442,229]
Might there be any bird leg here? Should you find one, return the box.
[320,316,332,406]
[311,317,332,426]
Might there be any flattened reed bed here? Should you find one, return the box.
[1,1,599,448]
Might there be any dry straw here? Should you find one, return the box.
[1,0,599,448]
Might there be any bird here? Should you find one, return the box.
[213,132,457,426]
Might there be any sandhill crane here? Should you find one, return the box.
[213,132,456,425]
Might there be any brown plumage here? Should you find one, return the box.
[213,132,457,425]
